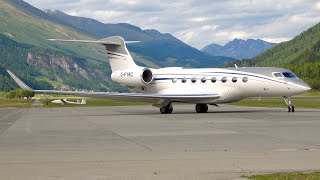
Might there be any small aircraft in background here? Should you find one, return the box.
[51,98,86,105]
[6,36,311,114]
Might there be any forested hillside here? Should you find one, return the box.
[230,22,320,89]
[0,34,127,91]
[0,0,137,92]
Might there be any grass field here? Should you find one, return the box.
[298,90,320,97]
[0,99,31,108]
[39,98,150,107]
[244,171,320,180]
[230,97,320,109]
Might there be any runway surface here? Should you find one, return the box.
[0,105,320,179]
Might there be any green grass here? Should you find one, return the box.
[299,90,320,97]
[40,98,150,107]
[230,97,320,109]
[0,99,31,108]
[244,171,320,180]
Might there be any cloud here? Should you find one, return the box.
[189,17,209,22]
[316,2,320,10]
[25,0,320,48]
[201,25,218,31]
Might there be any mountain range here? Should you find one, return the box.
[0,0,235,91]
[0,0,319,92]
[202,39,277,60]
[43,9,235,68]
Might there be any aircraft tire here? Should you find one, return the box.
[196,104,208,113]
[160,103,173,114]
[288,105,295,113]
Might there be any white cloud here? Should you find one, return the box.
[261,37,291,43]
[201,25,218,31]
[189,17,209,22]
[181,32,195,43]
[25,0,320,48]
[316,2,320,10]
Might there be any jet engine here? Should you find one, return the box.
[111,68,153,87]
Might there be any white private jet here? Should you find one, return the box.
[7,36,311,113]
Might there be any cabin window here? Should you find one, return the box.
[221,77,227,83]
[182,77,187,83]
[201,77,206,83]
[282,72,296,78]
[191,77,197,83]
[232,77,237,83]
[211,77,216,83]
[273,72,283,78]
[242,77,248,83]
[172,77,177,83]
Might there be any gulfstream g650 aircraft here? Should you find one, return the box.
[7,36,311,114]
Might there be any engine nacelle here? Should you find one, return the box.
[111,68,153,87]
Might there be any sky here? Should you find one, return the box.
[25,0,320,49]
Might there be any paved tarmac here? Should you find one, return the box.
[0,105,320,180]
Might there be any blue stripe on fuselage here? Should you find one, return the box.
[152,72,286,84]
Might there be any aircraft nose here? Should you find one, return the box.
[300,81,312,92]
[289,79,312,94]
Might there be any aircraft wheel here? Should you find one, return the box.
[288,106,295,112]
[195,104,208,113]
[160,103,173,114]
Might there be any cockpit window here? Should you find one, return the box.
[273,72,283,78]
[282,72,296,78]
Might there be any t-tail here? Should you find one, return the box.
[48,36,154,87]
[48,36,139,72]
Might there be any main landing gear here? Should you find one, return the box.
[284,96,295,112]
[159,103,210,114]
[160,103,173,114]
[195,104,208,113]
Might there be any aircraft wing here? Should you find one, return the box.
[34,90,220,103]
[6,70,220,103]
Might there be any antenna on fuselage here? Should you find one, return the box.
[234,64,239,68]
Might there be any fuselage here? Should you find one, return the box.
[133,67,311,104]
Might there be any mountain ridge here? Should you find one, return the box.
[0,0,128,91]
[0,0,234,92]
[43,9,236,67]
[202,38,277,60]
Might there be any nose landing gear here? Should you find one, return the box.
[284,96,295,112]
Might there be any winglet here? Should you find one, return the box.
[6,69,33,91]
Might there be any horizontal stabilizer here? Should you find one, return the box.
[48,36,140,45]
[48,39,122,46]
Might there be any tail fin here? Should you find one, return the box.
[80,98,87,104]
[48,36,139,72]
